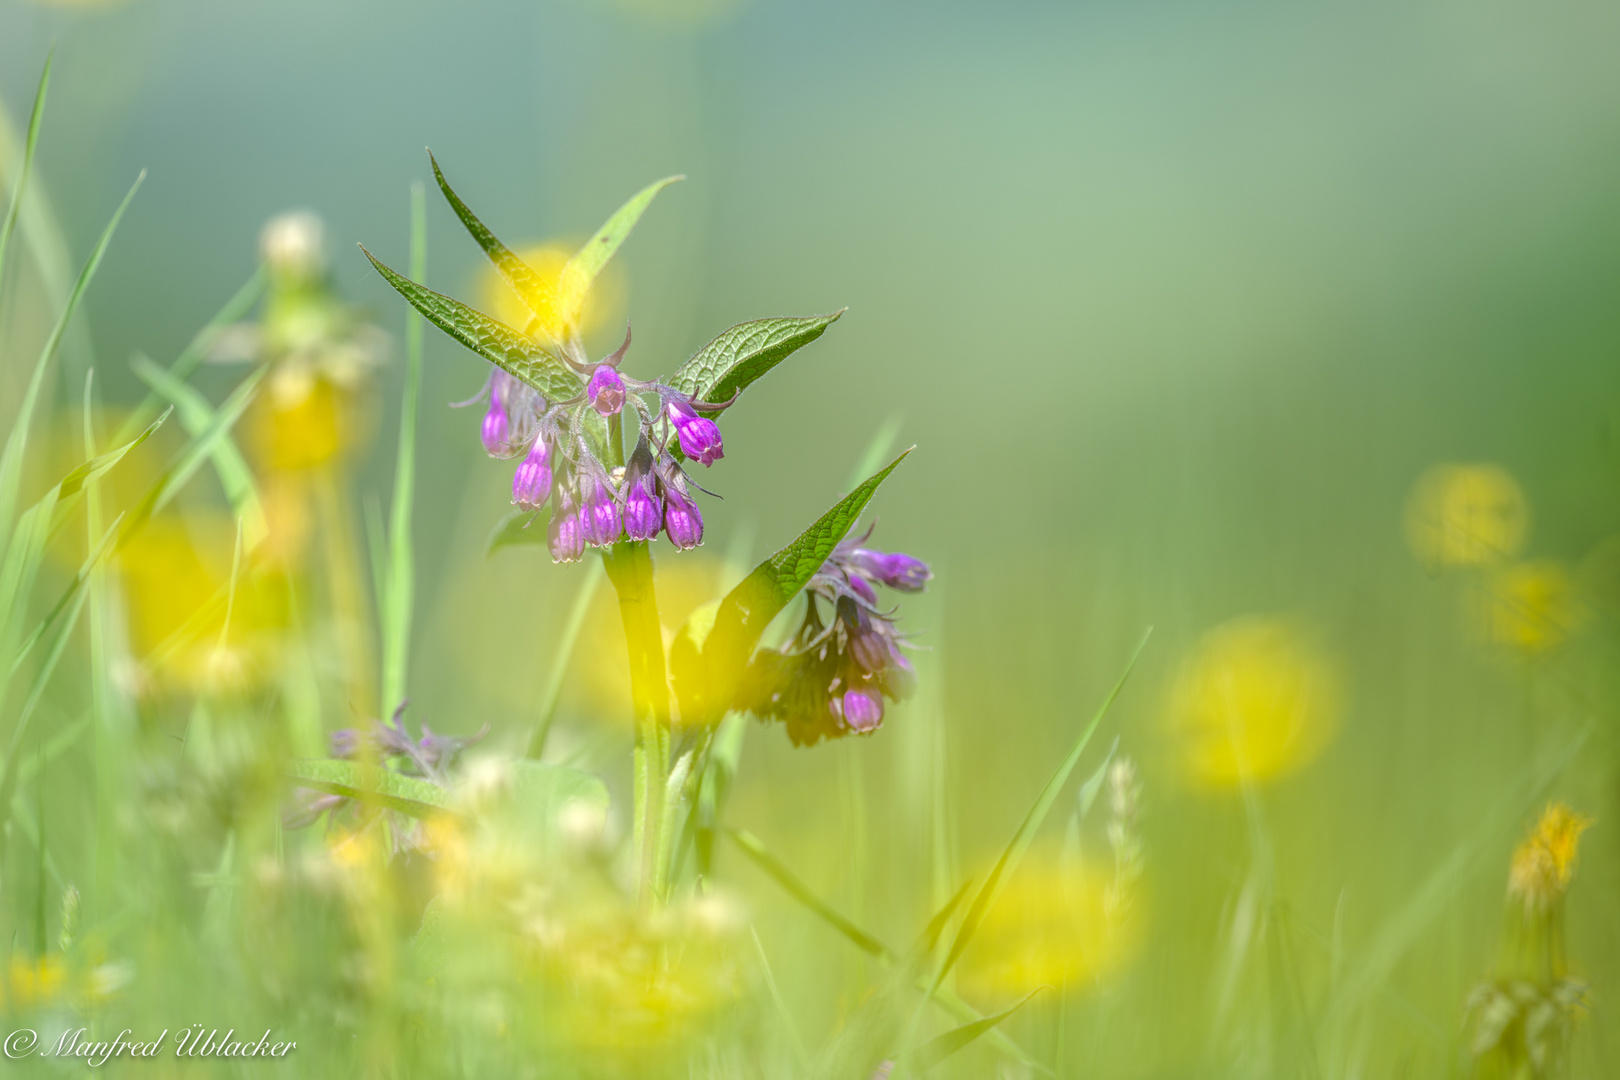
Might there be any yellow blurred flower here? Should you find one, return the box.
[958,844,1141,1000]
[475,241,624,345]
[1405,463,1529,570]
[116,513,286,693]
[1167,616,1342,787]
[1509,803,1592,913]
[1478,560,1588,655]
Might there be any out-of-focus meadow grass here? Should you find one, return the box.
[3,0,1620,1076]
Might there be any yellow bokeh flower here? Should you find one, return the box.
[1405,463,1529,569]
[958,844,1141,1000]
[475,241,624,346]
[1478,560,1588,655]
[1167,616,1341,787]
[1508,803,1592,912]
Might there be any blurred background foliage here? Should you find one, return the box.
[3,0,1620,1075]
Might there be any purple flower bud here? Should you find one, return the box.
[511,437,553,508]
[548,489,587,563]
[885,649,917,700]
[663,485,704,550]
[851,549,932,592]
[582,478,623,547]
[846,572,878,606]
[330,728,363,759]
[665,399,725,466]
[587,365,626,417]
[623,479,662,542]
[480,399,510,456]
[841,689,884,733]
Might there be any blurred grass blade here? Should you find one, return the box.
[903,988,1047,1075]
[0,170,144,545]
[381,183,428,717]
[668,312,844,406]
[429,153,561,335]
[751,927,811,1069]
[932,628,1151,990]
[362,246,581,399]
[0,51,50,303]
[731,826,1049,1074]
[131,354,267,549]
[287,760,459,821]
[526,556,604,759]
[112,268,266,445]
[845,414,903,494]
[729,827,892,959]
[556,176,683,331]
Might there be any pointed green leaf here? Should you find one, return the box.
[287,759,459,821]
[429,152,563,337]
[361,246,581,400]
[674,449,911,725]
[932,630,1152,992]
[902,988,1047,1075]
[669,312,844,404]
[556,175,683,329]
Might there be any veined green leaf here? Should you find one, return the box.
[131,355,267,550]
[429,152,562,337]
[486,505,552,555]
[668,312,844,404]
[362,246,581,400]
[902,989,1047,1075]
[556,176,683,330]
[931,629,1152,992]
[287,759,458,821]
[0,52,50,310]
[674,449,911,725]
[0,169,144,548]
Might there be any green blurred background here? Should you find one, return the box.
[3,0,1620,1074]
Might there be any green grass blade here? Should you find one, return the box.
[130,354,266,549]
[752,926,812,1070]
[0,169,144,546]
[0,51,50,303]
[557,176,683,330]
[381,182,427,717]
[286,759,460,821]
[931,628,1152,991]
[903,988,1047,1075]
[730,827,892,959]
[361,245,581,400]
[111,268,266,445]
[525,555,604,759]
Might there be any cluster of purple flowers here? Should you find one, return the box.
[468,327,727,563]
[737,528,931,745]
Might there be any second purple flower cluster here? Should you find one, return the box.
[470,327,728,563]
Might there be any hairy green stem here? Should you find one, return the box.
[601,539,670,907]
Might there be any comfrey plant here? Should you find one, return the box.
[360,155,930,902]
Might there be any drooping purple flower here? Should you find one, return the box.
[663,484,704,550]
[548,486,587,563]
[511,436,553,508]
[849,548,932,592]
[622,442,664,541]
[582,477,623,547]
[480,397,510,456]
[840,690,884,733]
[587,365,626,417]
[665,398,724,466]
